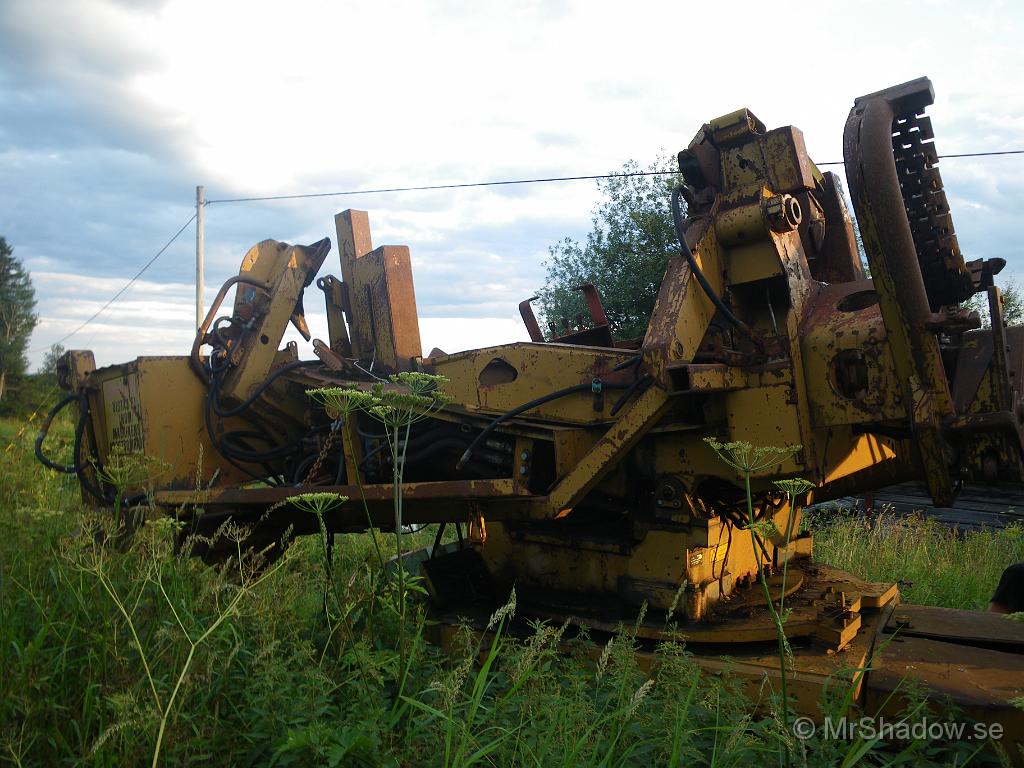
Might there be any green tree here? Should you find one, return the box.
[963,281,1024,328]
[40,343,65,376]
[0,237,38,401]
[1004,284,1023,325]
[537,157,683,341]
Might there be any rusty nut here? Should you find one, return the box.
[762,194,802,233]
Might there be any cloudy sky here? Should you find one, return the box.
[2,0,1022,370]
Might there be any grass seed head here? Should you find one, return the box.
[486,587,517,632]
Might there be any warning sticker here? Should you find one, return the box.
[103,375,144,454]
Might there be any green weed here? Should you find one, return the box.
[810,507,1024,611]
[0,416,1013,766]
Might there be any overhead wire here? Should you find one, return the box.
[32,211,197,352]
[14,211,197,459]
[30,146,1024,354]
[205,171,671,204]
[204,149,1024,204]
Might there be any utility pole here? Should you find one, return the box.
[196,185,205,330]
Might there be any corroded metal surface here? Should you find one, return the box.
[844,78,957,505]
[864,628,1024,753]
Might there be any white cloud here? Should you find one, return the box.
[29,263,530,368]
[4,0,1024,371]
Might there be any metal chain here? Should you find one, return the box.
[301,420,342,485]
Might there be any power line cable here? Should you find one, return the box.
[205,149,1024,204]
[206,171,668,204]
[769,150,1024,167]
[29,146,1024,353]
[33,212,197,352]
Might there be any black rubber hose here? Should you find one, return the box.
[219,430,305,462]
[204,385,275,485]
[71,411,146,507]
[211,360,319,418]
[216,430,285,480]
[66,399,114,504]
[455,381,630,471]
[74,442,113,504]
[610,374,653,417]
[293,453,319,483]
[401,437,473,466]
[356,423,454,471]
[205,368,307,473]
[36,392,152,507]
[77,471,110,504]
[670,185,752,337]
[430,522,447,558]
[613,355,642,372]
[36,394,88,473]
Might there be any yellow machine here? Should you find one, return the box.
[41,78,1024,735]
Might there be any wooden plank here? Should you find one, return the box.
[885,604,1024,650]
[334,210,373,359]
[334,209,422,371]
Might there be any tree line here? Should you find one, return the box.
[0,237,64,417]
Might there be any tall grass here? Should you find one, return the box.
[0,416,1012,766]
[809,507,1024,611]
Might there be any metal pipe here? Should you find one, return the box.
[189,275,272,384]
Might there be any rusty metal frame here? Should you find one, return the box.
[518,297,545,342]
[545,383,670,516]
[156,477,540,528]
[843,78,957,505]
[317,273,352,357]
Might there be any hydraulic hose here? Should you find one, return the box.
[211,359,319,418]
[35,394,87,473]
[670,185,753,337]
[203,387,278,485]
[204,357,331,483]
[35,392,146,505]
[455,380,630,472]
[610,374,653,417]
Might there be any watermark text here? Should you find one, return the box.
[792,716,1003,742]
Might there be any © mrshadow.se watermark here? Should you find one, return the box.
[792,716,1004,742]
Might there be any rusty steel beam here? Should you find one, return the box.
[335,209,374,360]
[576,283,609,327]
[156,478,543,528]
[158,478,531,507]
[545,383,671,516]
[518,296,545,342]
[316,273,352,357]
[334,210,422,371]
